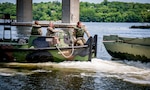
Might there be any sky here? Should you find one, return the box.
[0,0,150,4]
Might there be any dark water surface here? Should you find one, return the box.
[0,22,150,90]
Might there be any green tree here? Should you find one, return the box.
[0,1,150,22]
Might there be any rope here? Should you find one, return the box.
[55,32,75,58]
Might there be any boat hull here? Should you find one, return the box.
[0,34,97,62]
[103,35,150,62]
[0,46,95,62]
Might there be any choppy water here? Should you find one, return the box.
[0,22,150,90]
[0,59,150,90]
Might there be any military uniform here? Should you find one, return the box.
[46,27,57,37]
[31,25,42,35]
[74,26,90,45]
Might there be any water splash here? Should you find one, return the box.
[58,58,150,85]
[0,58,149,85]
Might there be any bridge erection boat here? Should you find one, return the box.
[0,24,97,62]
[103,35,150,62]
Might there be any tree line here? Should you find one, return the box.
[0,0,150,22]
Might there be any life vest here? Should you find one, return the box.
[46,27,56,37]
[74,27,84,38]
[31,25,41,35]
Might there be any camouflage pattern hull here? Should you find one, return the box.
[0,46,93,62]
[103,35,150,62]
[0,35,97,62]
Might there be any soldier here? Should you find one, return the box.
[73,21,90,45]
[46,22,59,37]
[31,21,42,35]
[46,22,60,45]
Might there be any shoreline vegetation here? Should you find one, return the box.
[0,0,150,22]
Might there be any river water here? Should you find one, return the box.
[0,22,150,90]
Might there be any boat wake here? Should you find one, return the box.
[0,58,150,85]
[58,58,150,85]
